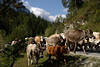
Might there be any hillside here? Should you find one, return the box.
[0,0,51,46]
[62,0,100,31]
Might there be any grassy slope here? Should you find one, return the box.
[13,51,88,67]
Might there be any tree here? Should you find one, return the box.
[0,0,25,16]
[62,0,84,17]
[62,0,100,31]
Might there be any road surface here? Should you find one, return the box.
[70,51,100,58]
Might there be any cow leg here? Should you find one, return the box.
[28,58,30,67]
[56,56,60,67]
[61,55,66,64]
[66,41,70,51]
[40,50,43,58]
[34,57,39,67]
[82,45,86,54]
[31,59,33,65]
[30,55,33,65]
[64,58,66,64]
[35,57,38,64]
[48,54,52,63]
[48,54,51,60]
[73,42,77,53]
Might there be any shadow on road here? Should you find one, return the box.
[38,55,87,67]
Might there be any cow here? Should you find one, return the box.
[26,43,43,67]
[34,36,46,47]
[46,45,69,64]
[24,37,35,45]
[64,29,95,54]
[11,38,19,46]
[34,36,46,56]
[93,32,100,39]
[88,32,100,50]
[46,34,65,47]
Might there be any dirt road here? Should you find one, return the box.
[70,51,100,58]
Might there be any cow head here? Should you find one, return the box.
[60,33,66,39]
[40,36,44,42]
[85,29,95,39]
[62,46,70,54]
[58,34,66,45]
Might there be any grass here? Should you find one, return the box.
[0,54,11,67]
[13,52,48,67]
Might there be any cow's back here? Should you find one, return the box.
[49,34,60,39]
[46,34,64,46]
[65,30,85,42]
[26,44,36,57]
[46,46,58,55]
[46,45,69,56]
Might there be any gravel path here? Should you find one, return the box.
[70,51,100,58]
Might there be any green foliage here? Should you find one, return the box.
[62,0,100,31]
[45,24,56,37]
[0,30,6,49]
[62,0,84,14]
[0,0,51,41]
[45,22,64,37]
[0,39,27,67]
[45,15,65,37]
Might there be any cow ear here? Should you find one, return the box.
[89,29,93,33]
[87,29,93,34]
[83,30,87,34]
[86,29,89,33]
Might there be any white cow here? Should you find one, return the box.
[26,44,43,67]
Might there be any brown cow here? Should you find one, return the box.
[46,45,69,63]
[64,29,95,54]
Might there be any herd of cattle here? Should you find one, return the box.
[24,29,100,67]
[1,29,100,67]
